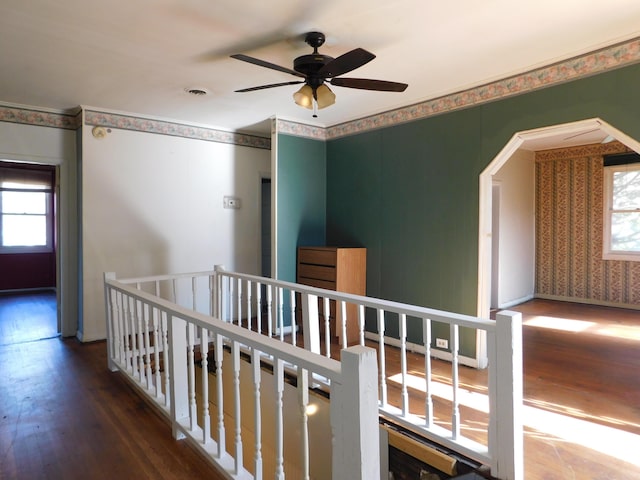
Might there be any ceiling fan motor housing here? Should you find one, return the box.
[294,54,334,87]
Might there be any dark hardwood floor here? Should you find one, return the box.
[0,292,227,480]
[1,293,638,479]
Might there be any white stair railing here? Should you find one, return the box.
[106,267,523,480]
[104,272,379,480]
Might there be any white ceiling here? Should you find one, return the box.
[1,0,640,136]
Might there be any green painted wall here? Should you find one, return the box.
[326,62,640,356]
[276,133,327,283]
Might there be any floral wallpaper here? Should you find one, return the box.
[535,142,640,306]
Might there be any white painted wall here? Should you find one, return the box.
[81,125,270,341]
[492,149,535,308]
[0,121,78,337]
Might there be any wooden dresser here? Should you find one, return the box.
[296,246,366,344]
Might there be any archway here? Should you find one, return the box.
[477,118,640,319]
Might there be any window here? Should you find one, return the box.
[0,163,55,253]
[603,162,640,261]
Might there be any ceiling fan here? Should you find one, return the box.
[230,31,408,117]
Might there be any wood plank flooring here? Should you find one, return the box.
[1,293,639,479]
[0,292,227,480]
[376,299,640,480]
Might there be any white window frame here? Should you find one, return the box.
[0,185,54,254]
[603,162,640,261]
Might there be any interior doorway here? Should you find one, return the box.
[477,118,640,318]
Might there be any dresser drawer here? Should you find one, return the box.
[297,277,336,290]
[297,247,337,266]
[297,264,336,283]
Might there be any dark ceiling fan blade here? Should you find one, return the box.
[330,77,408,92]
[318,48,375,78]
[230,54,305,78]
[235,81,305,92]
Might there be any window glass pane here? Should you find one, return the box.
[1,191,47,214]
[611,212,640,252]
[2,215,47,246]
[612,170,640,210]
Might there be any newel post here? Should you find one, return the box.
[168,315,189,440]
[488,310,523,480]
[104,272,118,372]
[331,345,379,480]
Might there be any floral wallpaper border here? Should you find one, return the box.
[84,110,271,149]
[273,118,327,141]
[326,37,640,140]
[0,105,80,130]
[3,37,639,143]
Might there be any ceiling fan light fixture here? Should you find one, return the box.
[315,84,335,109]
[293,85,314,109]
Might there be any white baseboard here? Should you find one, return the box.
[497,294,534,309]
[364,332,480,369]
[534,293,640,311]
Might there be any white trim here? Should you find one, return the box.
[271,117,278,279]
[498,294,535,310]
[602,162,640,261]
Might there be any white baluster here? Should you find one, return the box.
[358,304,365,346]
[136,300,145,383]
[256,282,263,335]
[215,332,226,458]
[209,274,215,317]
[232,341,243,474]
[266,285,273,336]
[187,323,197,431]
[229,277,235,325]
[122,295,132,372]
[341,301,348,349]
[450,323,460,439]
[105,284,117,370]
[155,280,160,297]
[237,278,242,326]
[251,348,263,479]
[152,307,161,399]
[378,309,387,408]
[162,311,170,407]
[201,327,211,443]
[192,276,197,312]
[247,280,253,331]
[400,313,409,416]
[298,366,310,480]
[277,287,284,341]
[424,317,433,428]
[324,297,331,358]
[143,303,152,390]
[274,358,285,480]
[290,289,297,346]
[172,279,177,305]
[115,291,125,365]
